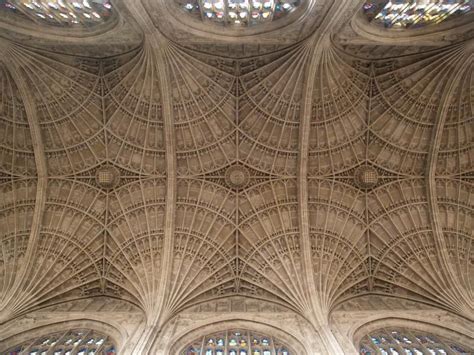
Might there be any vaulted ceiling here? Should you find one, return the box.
[0,0,473,339]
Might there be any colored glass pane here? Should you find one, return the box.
[181,329,292,355]
[359,328,473,355]
[363,0,472,28]
[177,0,300,26]
[0,0,112,26]
[5,329,115,355]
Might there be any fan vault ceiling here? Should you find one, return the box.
[0,0,473,353]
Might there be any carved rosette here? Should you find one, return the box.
[354,165,379,190]
[95,166,121,190]
[225,165,250,190]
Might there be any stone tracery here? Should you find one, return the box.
[0,0,472,354]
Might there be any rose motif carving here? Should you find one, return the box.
[225,165,250,189]
[354,165,379,190]
[95,166,121,190]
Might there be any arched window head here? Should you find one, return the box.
[181,329,292,355]
[359,327,473,355]
[176,0,301,27]
[5,329,117,355]
[0,0,113,27]
[362,0,473,29]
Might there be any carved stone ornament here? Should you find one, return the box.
[354,165,379,190]
[225,165,250,189]
[95,165,121,190]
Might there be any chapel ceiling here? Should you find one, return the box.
[0,0,472,330]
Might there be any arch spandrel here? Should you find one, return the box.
[0,179,37,308]
[103,47,166,175]
[436,51,473,176]
[239,46,305,176]
[307,45,369,176]
[2,178,108,315]
[0,65,36,176]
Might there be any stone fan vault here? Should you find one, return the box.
[0,0,473,353]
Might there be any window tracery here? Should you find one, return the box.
[0,0,112,26]
[6,329,116,355]
[363,0,473,28]
[177,0,300,26]
[182,329,292,355]
[359,328,473,355]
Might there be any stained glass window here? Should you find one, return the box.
[181,329,292,355]
[0,0,112,26]
[363,0,473,28]
[359,327,473,355]
[177,0,300,26]
[5,329,116,355]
